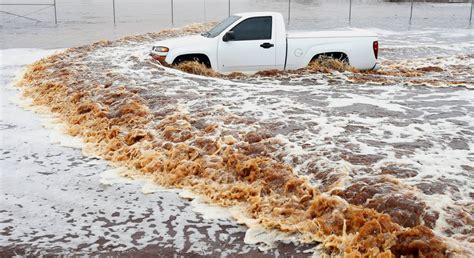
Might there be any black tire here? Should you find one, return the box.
[173,54,211,68]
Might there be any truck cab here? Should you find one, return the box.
[211,12,287,72]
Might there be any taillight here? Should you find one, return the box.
[373,41,379,59]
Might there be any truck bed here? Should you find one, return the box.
[285,30,378,70]
[287,30,377,39]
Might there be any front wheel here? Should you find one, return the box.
[172,55,211,69]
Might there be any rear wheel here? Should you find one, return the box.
[311,52,349,64]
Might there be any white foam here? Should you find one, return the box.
[99,167,135,185]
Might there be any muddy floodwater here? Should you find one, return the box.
[1,0,473,257]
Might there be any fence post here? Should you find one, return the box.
[288,0,291,25]
[228,0,230,16]
[53,0,57,24]
[171,0,174,26]
[349,0,352,23]
[203,0,206,22]
[470,0,473,23]
[112,0,116,25]
[409,0,414,25]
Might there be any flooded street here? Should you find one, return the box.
[1,49,312,256]
[1,0,473,256]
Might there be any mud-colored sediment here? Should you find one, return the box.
[16,24,470,257]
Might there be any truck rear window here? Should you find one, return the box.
[230,16,272,41]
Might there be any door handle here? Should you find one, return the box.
[260,43,274,49]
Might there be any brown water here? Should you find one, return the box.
[14,23,474,256]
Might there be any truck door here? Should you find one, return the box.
[218,16,276,73]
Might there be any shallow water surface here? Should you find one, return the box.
[1,0,473,256]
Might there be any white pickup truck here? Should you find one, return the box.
[150,12,380,73]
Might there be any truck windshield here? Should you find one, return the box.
[202,15,240,38]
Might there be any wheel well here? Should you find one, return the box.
[311,52,349,64]
[172,54,211,68]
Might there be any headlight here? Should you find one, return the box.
[152,46,169,53]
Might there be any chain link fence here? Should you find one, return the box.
[1,0,472,26]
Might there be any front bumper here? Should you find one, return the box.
[149,51,169,66]
[372,63,382,71]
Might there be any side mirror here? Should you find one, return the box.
[223,31,235,42]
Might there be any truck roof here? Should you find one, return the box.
[233,12,282,18]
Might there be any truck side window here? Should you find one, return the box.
[230,16,272,41]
